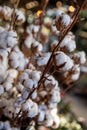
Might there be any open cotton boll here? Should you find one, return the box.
[31,70,41,81]
[61,14,71,26]
[19,72,29,83]
[71,65,80,81]
[37,52,51,66]
[31,41,43,52]
[24,33,35,48]
[27,102,38,118]
[3,6,12,19]
[52,115,60,129]
[3,121,11,130]
[9,51,18,60]
[3,82,12,91]
[24,79,34,89]
[16,83,24,92]
[6,69,18,79]
[44,75,58,87]
[54,51,73,71]
[22,100,32,111]
[0,50,8,80]
[44,112,53,127]
[7,30,18,47]
[15,10,25,24]
[22,89,29,100]
[60,35,76,52]
[38,110,46,122]
[10,59,19,68]
[51,89,61,103]
[72,51,86,64]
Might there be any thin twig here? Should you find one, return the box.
[36,0,49,40]
[9,0,20,30]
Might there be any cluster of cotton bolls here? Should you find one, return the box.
[0,5,25,24]
[0,2,86,130]
[0,120,20,130]
[9,46,29,70]
[14,71,60,128]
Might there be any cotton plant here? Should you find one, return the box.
[0,0,86,130]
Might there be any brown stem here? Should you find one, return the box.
[36,0,49,40]
[38,0,86,86]
[9,0,20,30]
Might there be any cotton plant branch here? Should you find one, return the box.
[10,0,20,30]
[13,0,86,125]
[38,0,87,87]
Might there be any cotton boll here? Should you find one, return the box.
[15,10,25,24]
[7,30,18,45]
[3,6,12,19]
[39,91,47,98]
[24,79,34,89]
[18,59,26,70]
[3,82,12,91]
[51,89,61,103]
[3,121,11,130]
[44,75,57,87]
[60,35,76,52]
[10,59,19,68]
[62,14,71,26]
[44,113,53,127]
[38,110,46,122]
[9,51,18,60]
[16,83,24,92]
[28,63,36,70]
[31,71,41,81]
[0,85,4,95]
[63,57,74,71]
[19,72,29,83]
[22,89,29,100]
[24,36,34,48]
[31,41,43,53]
[6,69,18,79]
[54,51,73,71]
[3,107,13,119]
[27,102,38,118]
[37,53,51,66]
[72,51,86,64]
[31,90,37,99]
[71,65,80,81]
[22,101,31,111]
[52,115,60,129]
